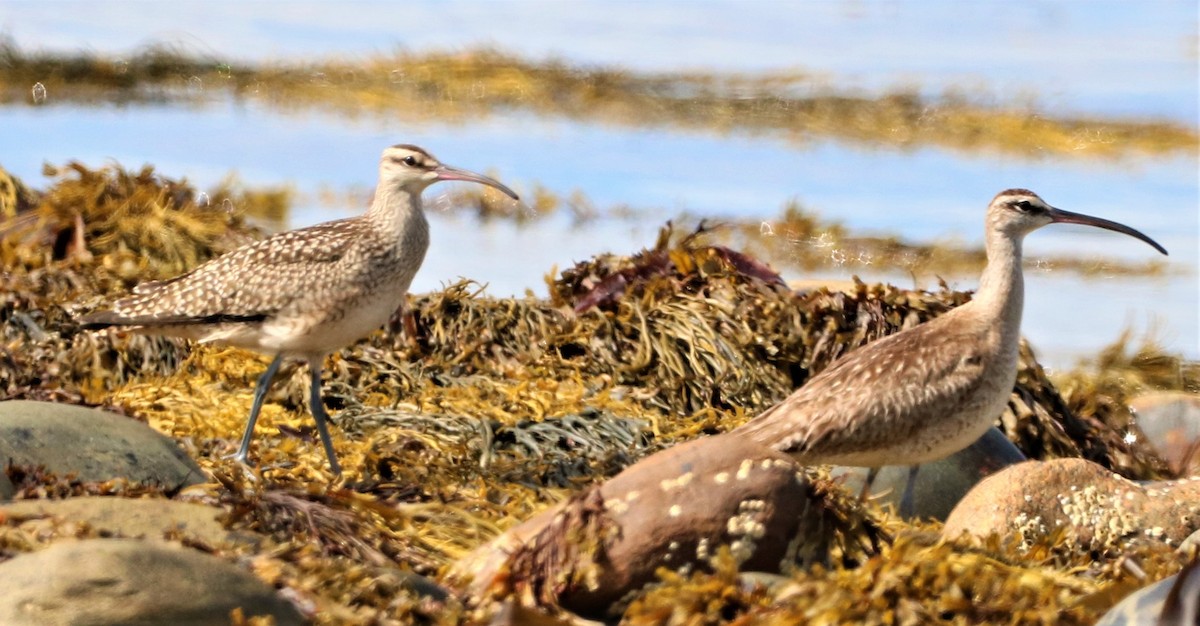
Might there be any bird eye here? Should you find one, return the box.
[1012,200,1033,212]
[402,156,417,166]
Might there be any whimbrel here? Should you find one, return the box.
[732,189,1167,514]
[80,145,519,476]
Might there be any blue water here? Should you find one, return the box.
[0,1,1196,366]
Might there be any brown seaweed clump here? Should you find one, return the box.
[0,161,277,285]
[0,165,40,219]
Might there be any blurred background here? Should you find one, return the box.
[1,0,1196,368]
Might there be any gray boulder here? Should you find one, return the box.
[0,538,307,625]
[0,400,204,492]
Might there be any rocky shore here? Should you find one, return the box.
[1,163,1196,624]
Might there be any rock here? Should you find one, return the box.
[450,433,867,618]
[0,538,307,625]
[942,458,1200,551]
[1130,392,1200,475]
[0,496,254,547]
[0,400,204,487]
[832,426,1025,521]
[0,472,13,501]
[1095,558,1199,626]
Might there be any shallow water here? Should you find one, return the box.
[1,1,1196,367]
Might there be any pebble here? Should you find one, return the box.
[0,400,205,493]
[0,538,307,625]
[942,458,1200,550]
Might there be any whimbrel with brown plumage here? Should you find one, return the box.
[80,145,519,476]
[732,189,1167,515]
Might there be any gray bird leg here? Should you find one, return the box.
[899,465,920,519]
[231,354,284,464]
[307,356,342,477]
[859,466,880,501]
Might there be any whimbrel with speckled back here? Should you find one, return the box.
[732,189,1167,515]
[80,145,519,476]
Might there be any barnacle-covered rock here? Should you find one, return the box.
[942,458,1200,551]
[449,432,882,618]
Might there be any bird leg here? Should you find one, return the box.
[858,466,880,501]
[231,353,284,465]
[307,356,343,477]
[899,465,920,519]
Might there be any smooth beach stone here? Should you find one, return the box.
[1130,391,1200,475]
[0,400,204,487]
[0,496,253,547]
[451,433,827,618]
[832,426,1025,521]
[942,458,1200,550]
[0,538,307,625]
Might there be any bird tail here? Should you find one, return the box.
[729,399,805,454]
[77,310,131,330]
[77,309,267,329]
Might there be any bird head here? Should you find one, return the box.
[378,144,519,200]
[987,189,1166,255]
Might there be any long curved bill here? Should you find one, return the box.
[1049,208,1168,256]
[434,164,519,200]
